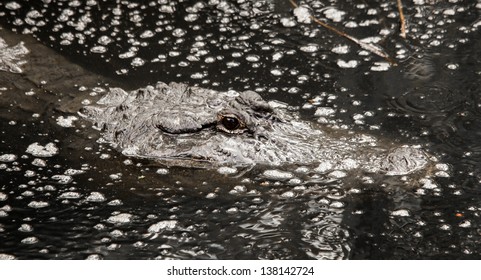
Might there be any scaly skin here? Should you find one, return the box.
[80,81,429,174]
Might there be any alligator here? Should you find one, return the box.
[79,81,429,175]
[0,27,427,175]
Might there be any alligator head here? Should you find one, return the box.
[80,82,428,174]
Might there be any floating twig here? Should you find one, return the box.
[397,0,407,38]
[288,0,397,65]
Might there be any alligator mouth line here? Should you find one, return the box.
[162,154,214,164]
[155,122,217,134]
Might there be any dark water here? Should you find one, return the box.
[0,0,480,259]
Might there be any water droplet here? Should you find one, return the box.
[55,116,78,128]
[280,18,296,27]
[262,170,294,180]
[87,192,106,202]
[51,175,73,184]
[270,69,283,76]
[26,143,59,157]
[314,107,336,117]
[21,237,39,244]
[279,190,295,198]
[337,59,359,68]
[59,192,81,199]
[6,2,22,10]
[245,54,260,62]
[0,154,17,162]
[107,213,132,224]
[172,28,186,37]
[328,170,347,178]
[293,6,312,24]
[300,44,319,53]
[323,8,346,22]
[140,30,154,38]
[439,224,451,231]
[131,57,145,67]
[391,209,411,217]
[98,35,112,45]
[371,62,390,71]
[459,220,471,228]
[156,168,169,175]
[18,224,33,232]
[148,220,178,233]
[330,201,345,208]
[28,201,49,208]
[86,254,102,260]
[217,166,237,175]
[0,254,15,260]
[206,193,217,199]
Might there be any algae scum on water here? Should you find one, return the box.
[0,0,480,259]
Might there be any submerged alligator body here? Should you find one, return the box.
[80,82,428,175]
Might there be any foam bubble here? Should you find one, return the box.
[148,220,178,232]
[107,213,132,224]
[26,142,59,157]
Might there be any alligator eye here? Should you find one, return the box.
[217,113,246,133]
[221,116,240,131]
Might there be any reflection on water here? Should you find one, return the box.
[0,0,481,259]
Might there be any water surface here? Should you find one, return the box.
[0,0,480,259]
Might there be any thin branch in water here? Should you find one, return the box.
[288,0,299,10]
[397,0,407,38]
[288,0,397,65]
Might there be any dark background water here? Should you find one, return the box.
[0,0,480,259]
